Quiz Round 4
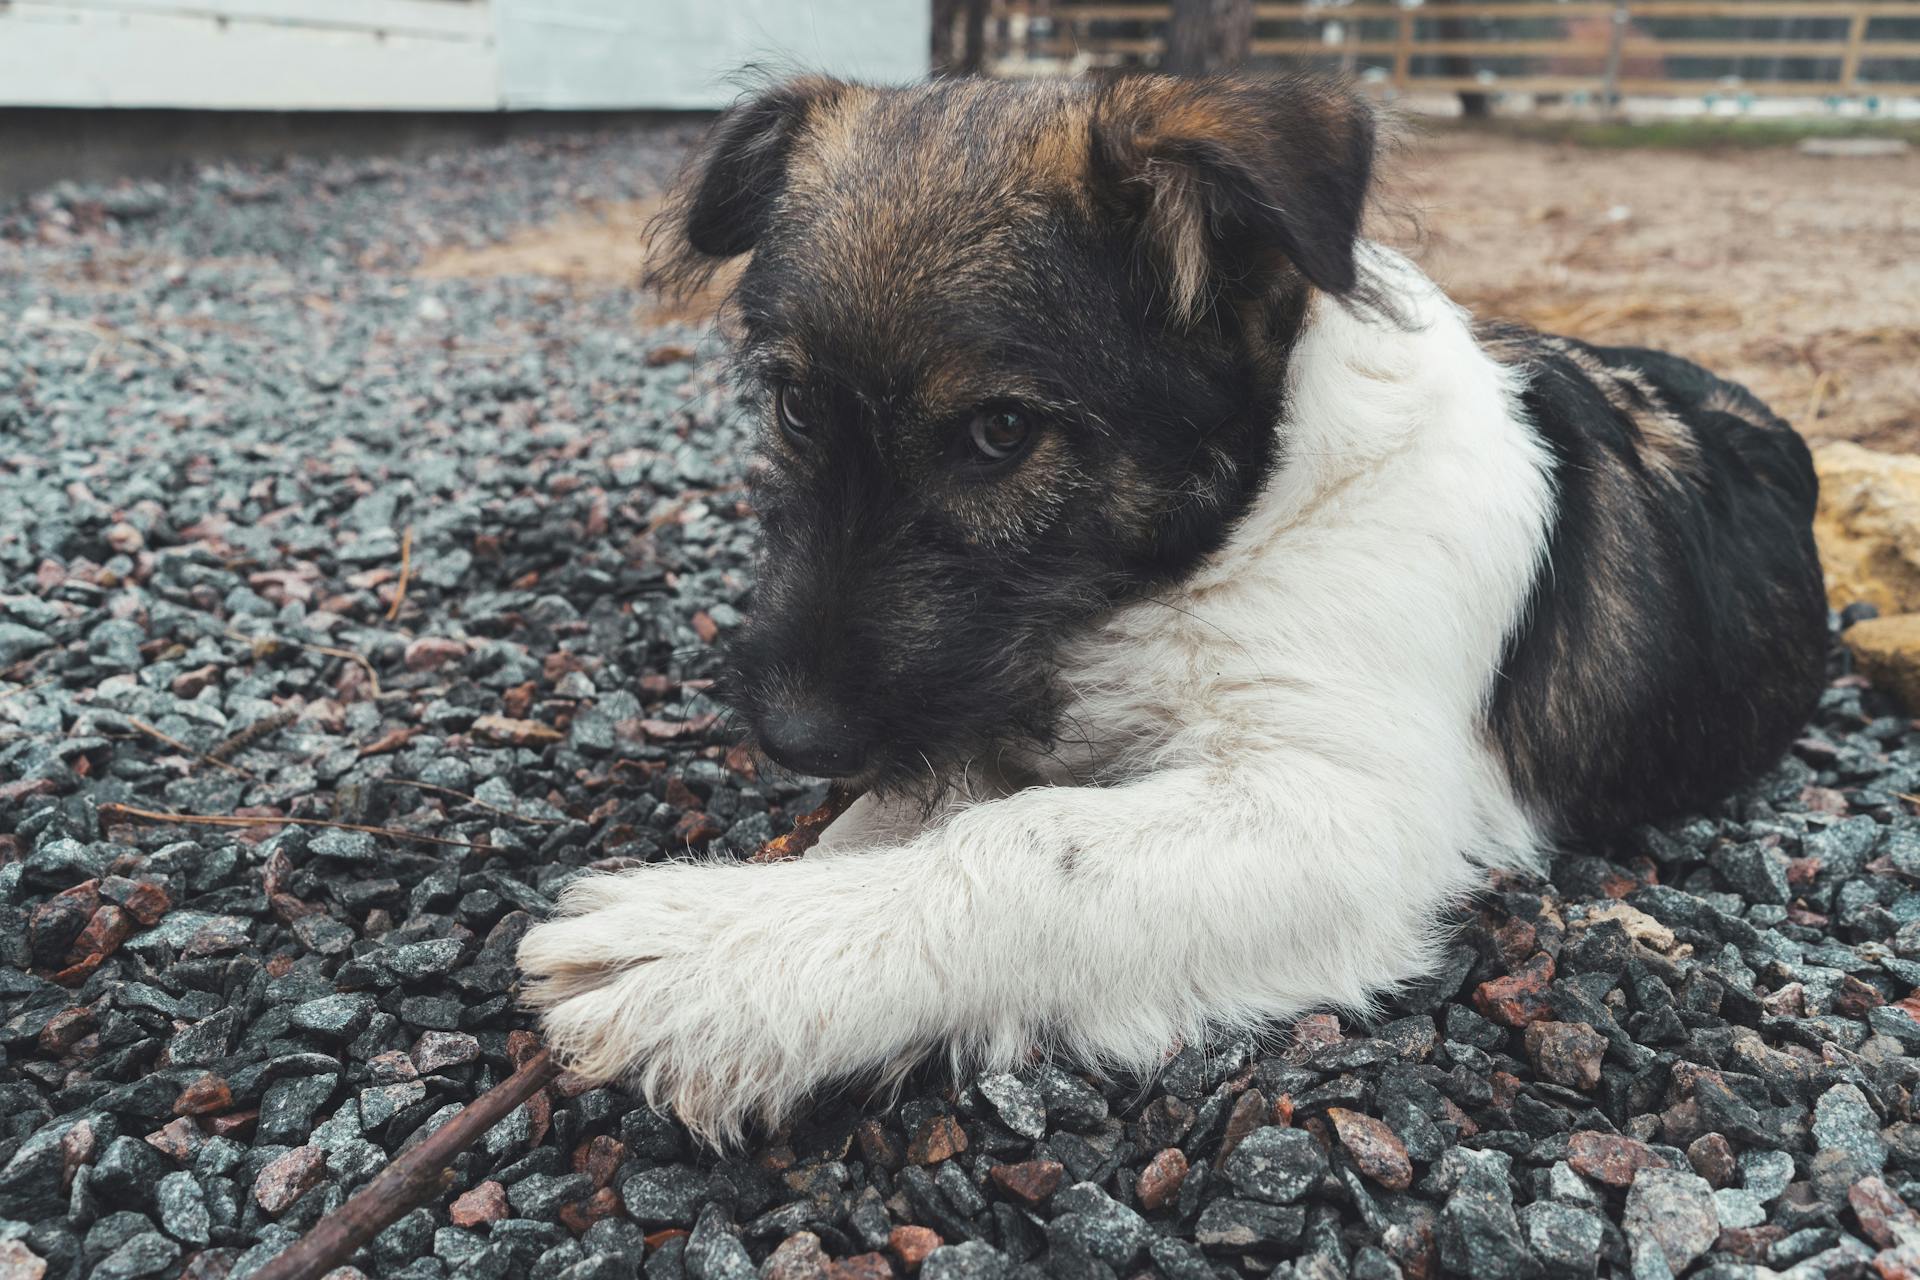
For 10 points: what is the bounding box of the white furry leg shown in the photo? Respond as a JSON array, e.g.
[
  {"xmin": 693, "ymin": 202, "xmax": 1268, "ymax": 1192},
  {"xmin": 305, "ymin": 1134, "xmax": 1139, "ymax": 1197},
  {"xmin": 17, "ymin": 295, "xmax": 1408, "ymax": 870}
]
[{"xmin": 517, "ymin": 754, "xmax": 1509, "ymax": 1141}]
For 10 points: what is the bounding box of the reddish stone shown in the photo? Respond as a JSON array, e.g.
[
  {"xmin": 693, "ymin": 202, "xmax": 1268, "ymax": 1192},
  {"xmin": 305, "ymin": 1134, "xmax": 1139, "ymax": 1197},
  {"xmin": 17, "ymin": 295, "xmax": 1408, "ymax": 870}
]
[
  {"xmin": 572, "ymin": 1136, "xmax": 625, "ymax": 1189},
  {"xmin": 0, "ymin": 1240, "xmax": 48, "ymax": 1280},
  {"xmin": 472, "ymin": 715, "xmax": 563, "ymax": 748},
  {"xmin": 59, "ymin": 1120, "xmax": 95, "ymax": 1191},
  {"xmin": 38, "ymin": 1006, "xmax": 94, "ymax": 1057},
  {"xmin": 145, "ymin": 1117, "xmax": 202, "ymax": 1161},
  {"xmin": 826, "ymin": 1254, "xmax": 892, "ymax": 1280},
  {"xmin": 1715, "ymin": 1225, "xmax": 1787, "ymax": 1260},
  {"xmin": 906, "ymin": 1115, "xmax": 967, "ymax": 1166},
  {"xmin": 855, "ymin": 1119, "xmax": 903, "ymax": 1172},
  {"xmin": 1328, "ymin": 1108, "xmax": 1413, "ymax": 1192},
  {"xmin": 643, "ymin": 1230, "xmax": 690, "ymax": 1252},
  {"xmin": 673, "ymin": 811, "xmax": 725, "ymax": 845},
  {"xmin": 172, "ymin": 664, "xmax": 222, "ymax": 698},
  {"xmin": 762, "ymin": 1233, "xmax": 831, "ymax": 1280},
  {"xmin": 506, "ymin": 1029, "xmax": 544, "ymax": 1067},
  {"xmin": 1272, "ymin": 1095, "xmax": 1295, "ymax": 1128},
  {"xmin": 173, "ymin": 1074, "xmax": 232, "ymax": 1116},
  {"xmin": 1136, "ymin": 1148, "xmax": 1189, "ymax": 1212},
  {"xmin": 1566, "ymin": 1130, "xmax": 1669, "ymax": 1188},
  {"xmin": 1286, "ymin": 1013, "xmax": 1343, "ymax": 1060},
  {"xmin": 889, "ymin": 1227, "xmax": 941, "ymax": 1271},
  {"xmin": 412, "ymin": 1031, "xmax": 481, "ymax": 1073},
  {"xmin": 557, "ymin": 1186, "xmax": 622, "ymax": 1234},
  {"xmin": 989, "ymin": 1159, "xmax": 1063, "ymax": 1207},
  {"xmin": 691, "ymin": 611, "xmax": 720, "ymax": 644},
  {"xmin": 525, "ymin": 1088, "xmax": 553, "ymax": 1148},
  {"xmin": 449, "ymin": 1181, "xmax": 510, "ymax": 1227},
  {"xmin": 403, "ymin": 637, "xmax": 466, "ymax": 672},
  {"xmin": 661, "ymin": 776, "xmax": 698, "ymax": 812},
  {"xmin": 1472, "ymin": 952, "xmax": 1556, "ymax": 1027},
  {"xmin": 1839, "ymin": 975, "xmax": 1887, "ymax": 1018},
  {"xmin": 1523, "ymin": 1021, "xmax": 1607, "ymax": 1090},
  {"xmin": 1493, "ymin": 917, "xmax": 1540, "ymax": 969},
  {"xmin": 1687, "ymin": 1133, "xmax": 1737, "ymax": 1188},
  {"xmin": 65, "ymin": 903, "xmax": 133, "ymax": 968},
  {"xmin": 1217, "ymin": 1089, "xmax": 1269, "ymax": 1163},
  {"xmin": 254, "ymin": 1145, "xmax": 327, "ymax": 1214},
  {"xmin": 113, "ymin": 881, "xmax": 171, "ymax": 926},
  {"xmin": 1852, "ymin": 1176, "xmax": 1920, "ymax": 1249},
  {"xmin": 502, "ymin": 682, "xmax": 537, "ymax": 719},
  {"xmin": 204, "ymin": 1110, "xmax": 258, "ymax": 1139}
]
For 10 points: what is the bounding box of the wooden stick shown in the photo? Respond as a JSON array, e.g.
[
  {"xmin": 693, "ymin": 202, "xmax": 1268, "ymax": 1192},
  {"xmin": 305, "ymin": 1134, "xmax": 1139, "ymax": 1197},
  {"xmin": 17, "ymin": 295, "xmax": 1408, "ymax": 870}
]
[
  {"xmin": 247, "ymin": 788, "xmax": 863, "ymax": 1280},
  {"xmin": 252, "ymin": 1049, "xmax": 560, "ymax": 1280},
  {"xmin": 386, "ymin": 525, "xmax": 414, "ymax": 622},
  {"xmin": 748, "ymin": 784, "xmax": 861, "ymax": 863},
  {"xmin": 124, "ymin": 718, "xmax": 259, "ymax": 780},
  {"xmin": 98, "ymin": 802, "xmax": 491, "ymax": 852}
]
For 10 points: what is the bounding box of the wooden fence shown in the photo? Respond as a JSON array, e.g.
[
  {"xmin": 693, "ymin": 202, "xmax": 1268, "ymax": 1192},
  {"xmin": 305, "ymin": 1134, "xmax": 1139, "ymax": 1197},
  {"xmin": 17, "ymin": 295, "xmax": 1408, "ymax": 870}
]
[{"xmin": 990, "ymin": 1, "xmax": 1920, "ymax": 100}]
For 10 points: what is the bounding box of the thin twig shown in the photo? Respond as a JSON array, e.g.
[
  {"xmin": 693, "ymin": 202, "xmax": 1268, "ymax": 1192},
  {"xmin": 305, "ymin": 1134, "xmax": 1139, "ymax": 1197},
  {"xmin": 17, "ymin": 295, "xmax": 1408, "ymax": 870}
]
[
  {"xmin": 208, "ymin": 708, "xmax": 296, "ymax": 762},
  {"xmin": 230, "ymin": 629, "xmax": 383, "ymax": 700},
  {"xmin": 252, "ymin": 1049, "xmax": 559, "ymax": 1280},
  {"xmin": 99, "ymin": 802, "xmax": 490, "ymax": 851},
  {"xmin": 748, "ymin": 785, "xmax": 860, "ymax": 863},
  {"xmin": 396, "ymin": 779, "xmax": 567, "ymax": 826},
  {"xmin": 385, "ymin": 524, "xmax": 414, "ymax": 622},
  {"xmin": 124, "ymin": 718, "xmax": 258, "ymax": 780},
  {"xmin": 0, "ymin": 676, "xmax": 56, "ymax": 704}
]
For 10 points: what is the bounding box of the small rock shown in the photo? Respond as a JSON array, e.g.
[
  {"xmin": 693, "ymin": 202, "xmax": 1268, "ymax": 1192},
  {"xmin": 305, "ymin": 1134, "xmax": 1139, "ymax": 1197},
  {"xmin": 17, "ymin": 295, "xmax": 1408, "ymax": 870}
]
[
  {"xmin": 1472, "ymin": 952, "xmax": 1556, "ymax": 1027},
  {"xmin": 906, "ymin": 1115, "xmax": 966, "ymax": 1165},
  {"xmin": 1623, "ymin": 1167, "xmax": 1720, "ymax": 1275},
  {"xmin": 888, "ymin": 1226, "xmax": 941, "ymax": 1271},
  {"xmin": 919, "ymin": 1242, "xmax": 1007, "ymax": 1280},
  {"xmin": 1523, "ymin": 1021, "xmax": 1607, "ymax": 1090},
  {"xmin": 1326, "ymin": 1108, "xmax": 1412, "ymax": 1191},
  {"xmin": 1814, "ymin": 1083, "xmax": 1887, "ymax": 1170},
  {"xmin": 1193, "ymin": 1198, "xmax": 1306, "ymax": 1253},
  {"xmin": 988, "ymin": 1159, "xmax": 1062, "ymax": 1207},
  {"xmin": 450, "ymin": 1181, "xmax": 509, "ymax": 1228},
  {"xmin": 1567, "ymin": 1130, "xmax": 1669, "ymax": 1188},
  {"xmin": 1222, "ymin": 1126, "xmax": 1327, "ymax": 1204},
  {"xmin": 761, "ymin": 1233, "xmax": 830, "ymax": 1280},
  {"xmin": 254, "ymin": 1146, "xmax": 327, "ymax": 1215},
  {"xmin": 1518, "ymin": 1201, "xmax": 1602, "ymax": 1278},
  {"xmin": 1135, "ymin": 1148, "xmax": 1188, "ymax": 1212},
  {"xmin": 1686, "ymin": 1133, "xmax": 1736, "ymax": 1188}
]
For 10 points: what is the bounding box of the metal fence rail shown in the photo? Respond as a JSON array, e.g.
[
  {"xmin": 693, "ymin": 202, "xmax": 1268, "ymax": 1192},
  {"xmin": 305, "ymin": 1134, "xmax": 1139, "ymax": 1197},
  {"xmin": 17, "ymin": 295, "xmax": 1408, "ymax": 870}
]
[{"xmin": 993, "ymin": 0, "xmax": 1920, "ymax": 100}]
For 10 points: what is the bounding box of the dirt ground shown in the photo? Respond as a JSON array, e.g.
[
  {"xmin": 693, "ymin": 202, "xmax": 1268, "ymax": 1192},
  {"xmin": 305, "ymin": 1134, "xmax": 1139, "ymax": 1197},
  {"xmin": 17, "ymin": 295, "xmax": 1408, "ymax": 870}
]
[
  {"xmin": 422, "ymin": 125, "xmax": 1920, "ymax": 450},
  {"xmin": 1384, "ymin": 126, "xmax": 1920, "ymax": 451}
]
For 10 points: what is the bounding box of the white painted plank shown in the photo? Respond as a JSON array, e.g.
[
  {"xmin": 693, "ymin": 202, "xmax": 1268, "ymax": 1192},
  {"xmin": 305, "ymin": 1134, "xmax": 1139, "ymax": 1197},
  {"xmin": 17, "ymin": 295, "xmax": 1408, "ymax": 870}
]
[
  {"xmin": 13, "ymin": 0, "xmax": 492, "ymax": 41},
  {"xmin": 493, "ymin": 0, "xmax": 930, "ymax": 110},
  {"xmin": 0, "ymin": 7, "xmax": 499, "ymax": 108}
]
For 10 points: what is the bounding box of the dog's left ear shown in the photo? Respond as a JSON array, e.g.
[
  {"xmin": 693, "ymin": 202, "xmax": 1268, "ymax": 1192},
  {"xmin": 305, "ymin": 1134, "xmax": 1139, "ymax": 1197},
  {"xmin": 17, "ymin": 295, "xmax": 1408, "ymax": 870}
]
[
  {"xmin": 1090, "ymin": 74, "xmax": 1376, "ymax": 324},
  {"xmin": 645, "ymin": 75, "xmax": 856, "ymax": 296}
]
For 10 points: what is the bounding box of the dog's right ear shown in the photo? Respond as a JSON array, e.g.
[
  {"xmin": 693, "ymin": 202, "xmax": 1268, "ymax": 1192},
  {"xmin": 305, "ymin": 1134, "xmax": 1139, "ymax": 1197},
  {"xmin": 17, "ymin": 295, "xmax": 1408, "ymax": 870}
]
[{"xmin": 645, "ymin": 75, "xmax": 853, "ymax": 296}]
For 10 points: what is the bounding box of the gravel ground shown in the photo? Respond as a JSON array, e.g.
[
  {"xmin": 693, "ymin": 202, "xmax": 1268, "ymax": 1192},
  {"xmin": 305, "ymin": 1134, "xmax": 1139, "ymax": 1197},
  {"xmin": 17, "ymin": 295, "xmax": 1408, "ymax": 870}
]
[{"xmin": 7, "ymin": 125, "xmax": 1920, "ymax": 1280}]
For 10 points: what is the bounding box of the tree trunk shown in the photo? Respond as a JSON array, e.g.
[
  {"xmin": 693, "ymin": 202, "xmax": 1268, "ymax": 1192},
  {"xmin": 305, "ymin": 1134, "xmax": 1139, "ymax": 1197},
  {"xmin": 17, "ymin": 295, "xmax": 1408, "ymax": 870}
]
[{"xmin": 1166, "ymin": 0, "xmax": 1255, "ymax": 75}]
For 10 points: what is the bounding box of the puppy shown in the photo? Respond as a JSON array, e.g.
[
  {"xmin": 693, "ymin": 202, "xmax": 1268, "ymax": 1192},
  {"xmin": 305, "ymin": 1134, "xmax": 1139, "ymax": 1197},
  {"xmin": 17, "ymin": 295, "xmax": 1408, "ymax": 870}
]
[{"xmin": 518, "ymin": 73, "xmax": 1827, "ymax": 1140}]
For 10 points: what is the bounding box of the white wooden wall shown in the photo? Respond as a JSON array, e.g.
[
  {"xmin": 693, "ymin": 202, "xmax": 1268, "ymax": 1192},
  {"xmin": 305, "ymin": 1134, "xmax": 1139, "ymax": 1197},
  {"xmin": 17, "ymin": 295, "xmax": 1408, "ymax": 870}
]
[{"xmin": 0, "ymin": 0, "xmax": 929, "ymax": 110}]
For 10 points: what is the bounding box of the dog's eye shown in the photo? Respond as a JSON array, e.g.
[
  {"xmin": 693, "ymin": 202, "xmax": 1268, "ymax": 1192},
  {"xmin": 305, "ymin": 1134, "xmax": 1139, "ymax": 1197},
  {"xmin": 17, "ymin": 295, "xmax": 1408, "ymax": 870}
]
[
  {"xmin": 968, "ymin": 408, "xmax": 1033, "ymax": 463},
  {"xmin": 774, "ymin": 383, "xmax": 812, "ymax": 439}
]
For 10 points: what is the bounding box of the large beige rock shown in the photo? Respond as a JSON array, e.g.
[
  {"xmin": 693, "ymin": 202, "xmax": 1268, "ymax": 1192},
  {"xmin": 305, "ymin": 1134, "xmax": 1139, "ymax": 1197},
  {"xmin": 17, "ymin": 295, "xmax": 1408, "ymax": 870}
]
[
  {"xmin": 1843, "ymin": 614, "xmax": 1920, "ymax": 712},
  {"xmin": 1814, "ymin": 442, "xmax": 1920, "ymax": 615}
]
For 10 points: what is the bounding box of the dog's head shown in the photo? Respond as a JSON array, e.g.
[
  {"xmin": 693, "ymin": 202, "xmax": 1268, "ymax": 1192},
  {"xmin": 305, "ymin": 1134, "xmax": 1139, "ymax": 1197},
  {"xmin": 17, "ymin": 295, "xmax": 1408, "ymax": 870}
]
[{"xmin": 651, "ymin": 74, "xmax": 1378, "ymax": 790}]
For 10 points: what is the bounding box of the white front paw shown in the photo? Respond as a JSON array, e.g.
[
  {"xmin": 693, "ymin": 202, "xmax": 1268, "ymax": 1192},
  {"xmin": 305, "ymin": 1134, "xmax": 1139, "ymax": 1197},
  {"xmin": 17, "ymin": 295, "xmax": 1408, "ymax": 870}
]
[{"xmin": 516, "ymin": 862, "xmax": 867, "ymax": 1143}]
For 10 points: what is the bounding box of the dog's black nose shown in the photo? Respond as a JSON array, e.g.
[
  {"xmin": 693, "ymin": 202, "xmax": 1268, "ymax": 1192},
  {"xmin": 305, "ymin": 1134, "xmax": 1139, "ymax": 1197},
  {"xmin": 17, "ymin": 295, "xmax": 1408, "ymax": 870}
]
[{"xmin": 757, "ymin": 706, "xmax": 866, "ymax": 778}]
